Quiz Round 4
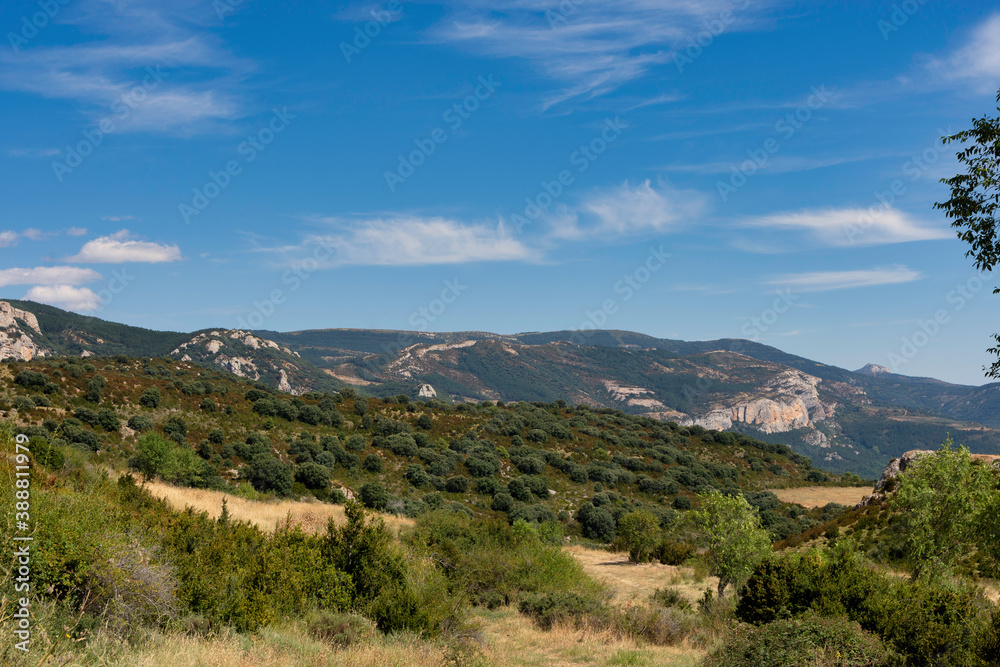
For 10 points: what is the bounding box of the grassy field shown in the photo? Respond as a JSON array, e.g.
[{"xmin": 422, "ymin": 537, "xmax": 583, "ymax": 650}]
[
  {"xmin": 566, "ymin": 545, "xmax": 715, "ymax": 608},
  {"xmin": 770, "ymin": 485, "xmax": 871, "ymax": 508},
  {"xmin": 89, "ymin": 607, "xmax": 704, "ymax": 667},
  {"xmin": 140, "ymin": 478, "xmax": 414, "ymax": 534}
]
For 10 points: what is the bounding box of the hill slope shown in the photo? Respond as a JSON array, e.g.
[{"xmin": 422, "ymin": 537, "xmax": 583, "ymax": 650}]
[{"xmin": 4, "ymin": 298, "xmax": 1000, "ymax": 477}]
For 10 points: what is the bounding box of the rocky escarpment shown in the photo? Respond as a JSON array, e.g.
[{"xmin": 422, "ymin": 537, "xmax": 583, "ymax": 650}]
[
  {"xmin": 681, "ymin": 370, "xmax": 833, "ymax": 434},
  {"xmin": 858, "ymin": 449, "xmax": 1000, "ymax": 507},
  {"xmin": 170, "ymin": 330, "xmax": 308, "ymax": 394},
  {"xmin": 0, "ymin": 301, "xmax": 48, "ymax": 361}
]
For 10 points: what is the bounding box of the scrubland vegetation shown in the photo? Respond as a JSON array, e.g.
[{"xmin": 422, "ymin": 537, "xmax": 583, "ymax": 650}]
[{"xmin": 1, "ymin": 355, "xmax": 999, "ymax": 665}]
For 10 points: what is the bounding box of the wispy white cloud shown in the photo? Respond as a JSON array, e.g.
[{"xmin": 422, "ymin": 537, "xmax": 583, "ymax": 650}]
[
  {"xmin": 290, "ymin": 216, "xmax": 539, "ymax": 266},
  {"xmin": 925, "ymin": 13, "xmax": 1000, "ymax": 93},
  {"xmin": 766, "ymin": 266, "xmax": 921, "ymax": 292},
  {"xmin": 67, "ymin": 230, "xmax": 182, "ymax": 263},
  {"xmin": 743, "ymin": 206, "xmax": 951, "ymax": 247},
  {"xmin": 0, "ymin": 0, "xmax": 251, "ymax": 133},
  {"xmin": 7, "ymin": 148, "xmax": 60, "ymax": 158},
  {"xmin": 0, "ymin": 228, "xmax": 52, "ymax": 247},
  {"xmin": 23, "ymin": 285, "xmax": 101, "ymax": 311},
  {"xmin": 547, "ymin": 180, "xmax": 706, "ymax": 241},
  {"xmin": 428, "ymin": 0, "xmax": 772, "ymax": 109},
  {"xmin": 0, "ymin": 266, "xmax": 102, "ymax": 287}
]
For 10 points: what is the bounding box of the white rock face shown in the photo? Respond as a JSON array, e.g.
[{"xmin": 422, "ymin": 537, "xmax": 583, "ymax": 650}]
[
  {"xmin": 215, "ymin": 355, "xmax": 260, "ymax": 380},
  {"xmin": 684, "ymin": 370, "xmax": 831, "ymax": 433},
  {"xmin": 0, "ymin": 302, "xmax": 41, "ymax": 333},
  {"xmin": 418, "ymin": 384, "xmax": 437, "ymax": 398},
  {"xmin": 277, "ymin": 369, "xmax": 293, "ymax": 393},
  {"xmin": 0, "ymin": 301, "xmax": 47, "ymax": 361}
]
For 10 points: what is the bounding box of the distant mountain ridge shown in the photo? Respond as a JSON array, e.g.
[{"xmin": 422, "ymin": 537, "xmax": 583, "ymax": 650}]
[{"xmin": 3, "ymin": 298, "xmax": 1000, "ymax": 477}]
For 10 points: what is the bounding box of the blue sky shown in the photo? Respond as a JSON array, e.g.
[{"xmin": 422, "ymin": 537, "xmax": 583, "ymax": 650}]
[{"xmin": 1, "ymin": 0, "xmax": 999, "ymax": 386}]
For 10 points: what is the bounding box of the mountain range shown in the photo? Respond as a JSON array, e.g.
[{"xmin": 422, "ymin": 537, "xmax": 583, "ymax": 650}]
[{"xmin": 3, "ymin": 297, "xmax": 1000, "ymax": 478}]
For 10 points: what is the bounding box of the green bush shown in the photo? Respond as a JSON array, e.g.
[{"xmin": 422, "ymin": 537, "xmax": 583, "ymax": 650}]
[
  {"xmin": 363, "ymin": 454, "xmax": 384, "ymax": 473},
  {"xmin": 654, "ymin": 538, "xmax": 694, "ymax": 565},
  {"xmin": 704, "ymin": 612, "xmax": 897, "ymax": 667},
  {"xmin": 360, "ymin": 482, "xmax": 389, "ymax": 511},
  {"xmin": 737, "ymin": 546, "xmax": 994, "ymax": 666},
  {"xmin": 127, "ymin": 415, "xmax": 153, "ymax": 432},
  {"xmin": 295, "ymin": 462, "xmax": 332, "ymax": 490},
  {"xmin": 139, "ymin": 387, "xmax": 161, "ymax": 408},
  {"xmin": 345, "ymin": 434, "xmax": 367, "ymax": 451},
  {"xmin": 244, "ymin": 454, "xmax": 293, "ymax": 496}
]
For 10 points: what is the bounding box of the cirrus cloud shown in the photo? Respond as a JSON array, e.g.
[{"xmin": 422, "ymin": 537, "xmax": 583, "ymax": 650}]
[{"xmin": 766, "ymin": 266, "xmax": 921, "ymax": 292}]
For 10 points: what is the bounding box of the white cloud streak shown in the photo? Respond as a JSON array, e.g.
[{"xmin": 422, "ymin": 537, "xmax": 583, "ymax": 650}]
[
  {"xmin": 743, "ymin": 206, "xmax": 951, "ymax": 247},
  {"xmin": 428, "ymin": 0, "xmax": 771, "ymax": 109},
  {"xmin": 299, "ymin": 216, "xmax": 539, "ymax": 266},
  {"xmin": 0, "ymin": 266, "xmax": 102, "ymax": 287},
  {"xmin": 767, "ymin": 266, "xmax": 921, "ymax": 292}
]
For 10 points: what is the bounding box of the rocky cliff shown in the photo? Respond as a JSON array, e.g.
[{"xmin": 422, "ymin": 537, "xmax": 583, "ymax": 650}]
[
  {"xmin": 858, "ymin": 449, "xmax": 1000, "ymax": 507},
  {"xmin": 0, "ymin": 301, "xmax": 48, "ymax": 361}
]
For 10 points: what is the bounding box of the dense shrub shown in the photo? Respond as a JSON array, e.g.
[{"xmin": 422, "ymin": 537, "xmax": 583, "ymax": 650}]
[
  {"xmin": 127, "ymin": 415, "xmax": 152, "ymax": 432},
  {"xmin": 704, "ymin": 612, "xmax": 896, "ymax": 667},
  {"xmin": 244, "ymin": 454, "xmax": 293, "ymax": 496},
  {"xmin": 363, "ymin": 454, "xmax": 384, "ymax": 473},
  {"xmin": 360, "ymin": 482, "xmax": 389, "ymax": 511},
  {"xmin": 296, "ymin": 462, "xmax": 332, "ymax": 490},
  {"xmin": 576, "ymin": 503, "xmax": 615, "ymax": 542},
  {"xmin": 139, "ymin": 387, "xmax": 161, "ymax": 408},
  {"xmin": 737, "ymin": 546, "xmax": 995, "ymax": 666},
  {"xmin": 491, "ymin": 493, "xmax": 515, "ymax": 513},
  {"xmin": 518, "ymin": 592, "xmax": 606, "ymax": 630}
]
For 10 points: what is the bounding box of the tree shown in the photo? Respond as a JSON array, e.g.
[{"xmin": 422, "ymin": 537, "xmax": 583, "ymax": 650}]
[
  {"xmin": 935, "ymin": 88, "xmax": 1000, "ymax": 376},
  {"xmin": 139, "ymin": 387, "xmax": 161, "ymax": 408},
  {"xmin": 690, "ymin": 489, "xmax": 772, "ymax": 597},
  {"xmin": 613, "ymin": 510, "xmax": 660, "ymax": 563},
  {"xmin": 887, "ymin": 439, "xmax": 994, "ymax": 582},
  {"xmin": 359, "ymin": 482, "xmax": 389, "ymax": 511},
  {"xmin": 245, "ymin": 454, "xmax": 293, "ymax": 497}
]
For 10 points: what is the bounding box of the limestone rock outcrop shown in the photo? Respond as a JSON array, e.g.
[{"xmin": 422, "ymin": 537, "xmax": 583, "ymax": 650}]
[{"xmin": 0, "ymin": 301, "xmax": 47, "ymax": 361}]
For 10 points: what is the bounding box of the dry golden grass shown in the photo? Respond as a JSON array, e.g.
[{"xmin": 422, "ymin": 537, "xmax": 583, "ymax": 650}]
[
  {"xmin": 477, "ymin": 606, "xmax": 704, "ymax": 667},
  {"xmin": 565, "ymin": 546, "xmax": 715, "ymax": 607},
  {"xmin": 102, "ymin": 624, "xmax": 445, "ymax": 667},
  {"xmin": 87, "ymin": 608, "xmax": 703, "ymax": 667},
  {"xmin": 771, "ymin": 485, "xmax": 871, "ymax": 508},
  {"xmin": 139, "ymin": 478, "xmax": 413, "ymax": 535}
]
